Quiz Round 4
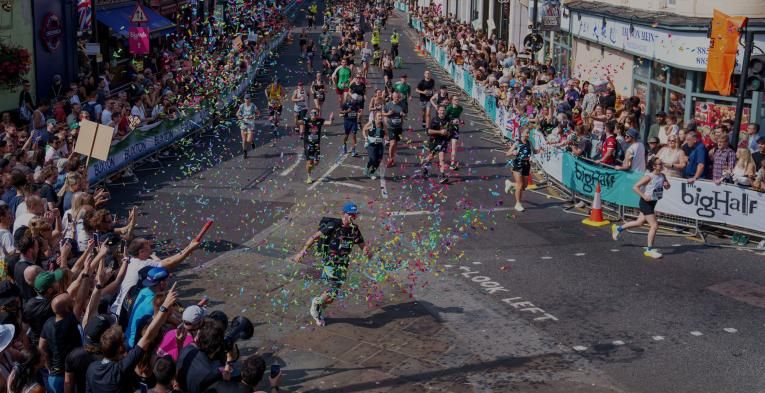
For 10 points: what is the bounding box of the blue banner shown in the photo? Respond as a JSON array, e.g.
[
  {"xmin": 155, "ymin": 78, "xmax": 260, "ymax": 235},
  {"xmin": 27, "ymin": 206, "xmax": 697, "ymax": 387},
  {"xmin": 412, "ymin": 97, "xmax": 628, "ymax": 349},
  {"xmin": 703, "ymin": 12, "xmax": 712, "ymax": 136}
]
[
  {"xmin": 561, "ymin": 154, "xmax": 643, "ymax": 207},
  {"xmin": 463, "ymin": 73, "xmax": 474, "ymax": 96},
  {"xmin": 485, "ymin": 95, "xmax": 497, "ymax": 123}
]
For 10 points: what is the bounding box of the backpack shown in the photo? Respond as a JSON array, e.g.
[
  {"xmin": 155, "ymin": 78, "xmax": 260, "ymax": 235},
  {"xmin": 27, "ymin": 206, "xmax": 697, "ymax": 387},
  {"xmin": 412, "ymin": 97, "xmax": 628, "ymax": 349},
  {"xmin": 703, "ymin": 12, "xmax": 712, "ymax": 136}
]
[
  {"xmin": 118, "ymin": 265, "xmax": 153, "ymax": 329},
  {"xmin": 317, "ymin": 217, "xmax": 342, "ymax": 255},
  {"xmin": 614, "ymin": 138, "xmax": 626, "ymax": 164}
]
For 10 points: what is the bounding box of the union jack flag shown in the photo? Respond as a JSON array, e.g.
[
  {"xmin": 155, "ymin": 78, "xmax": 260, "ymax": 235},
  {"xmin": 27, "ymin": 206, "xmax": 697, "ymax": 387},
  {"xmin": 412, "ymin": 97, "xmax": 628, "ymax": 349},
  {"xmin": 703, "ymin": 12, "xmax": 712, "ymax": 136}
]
[{"xmin": 77, "ymin": 0, "xmax": 92, "ymax": 32}]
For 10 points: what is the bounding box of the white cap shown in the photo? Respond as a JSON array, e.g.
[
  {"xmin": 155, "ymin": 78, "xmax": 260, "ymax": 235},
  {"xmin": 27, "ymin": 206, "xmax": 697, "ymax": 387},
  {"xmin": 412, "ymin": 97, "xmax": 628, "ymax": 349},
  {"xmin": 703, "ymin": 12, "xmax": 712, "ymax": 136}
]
[{"xmin": 182, "ymin": 305, "xmax": 206, "ymax": 325}]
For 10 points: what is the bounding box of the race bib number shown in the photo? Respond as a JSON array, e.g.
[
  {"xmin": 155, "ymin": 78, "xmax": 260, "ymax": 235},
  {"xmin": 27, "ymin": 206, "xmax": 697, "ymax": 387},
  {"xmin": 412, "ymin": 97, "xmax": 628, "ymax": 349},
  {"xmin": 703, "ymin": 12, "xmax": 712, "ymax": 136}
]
[
  {"xmin": 316, "ymin": 92, "xmax": 325, "ymax": 99},
  {"xmin": 347, "ymin": 111, "xmax": 357, "ymax": 118},
  {"xmin": 308, "ymin": 134, "xmax": 319, "ymax": 142},
  {"xmin": 390, "ymin": 118, "xmax": 401, "ymax": 125},
  {"xmin": 425, "ymin": 90, "xmax": 433, "ymax": 96},
  {"xmin": 368, "ymin": 137, "xmax": 383, "ymax": 144}
]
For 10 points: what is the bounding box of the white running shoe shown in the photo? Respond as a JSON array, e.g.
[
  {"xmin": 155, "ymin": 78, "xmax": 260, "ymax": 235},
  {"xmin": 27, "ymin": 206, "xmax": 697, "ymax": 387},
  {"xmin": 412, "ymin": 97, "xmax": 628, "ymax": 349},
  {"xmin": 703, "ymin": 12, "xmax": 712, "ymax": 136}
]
[
  {"xmin": 514, "ymin": 203, "xmax": 525, "ymax": 212},
  {"xmin": 643, "ymin": 248, "xmax": 663, "ymax": 259},
  {"xmin": 504, "ymin": 179, "xmax": 514, "ymax": 194},
  {"xmin": 310, "ymin": 297, "xmax": 325, "ymax": 326}
]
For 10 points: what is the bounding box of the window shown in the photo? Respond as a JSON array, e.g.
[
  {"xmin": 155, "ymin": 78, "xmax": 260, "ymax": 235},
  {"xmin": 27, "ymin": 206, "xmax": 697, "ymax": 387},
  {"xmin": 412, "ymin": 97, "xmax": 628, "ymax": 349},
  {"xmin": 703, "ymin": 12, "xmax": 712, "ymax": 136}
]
[
  {"xmin": 667, "ymin": 0, "xmax": 676, "ymax": 7},
  {"xmin": 634, "ymin": 57, "xmax": 650, "ymax": 78}
]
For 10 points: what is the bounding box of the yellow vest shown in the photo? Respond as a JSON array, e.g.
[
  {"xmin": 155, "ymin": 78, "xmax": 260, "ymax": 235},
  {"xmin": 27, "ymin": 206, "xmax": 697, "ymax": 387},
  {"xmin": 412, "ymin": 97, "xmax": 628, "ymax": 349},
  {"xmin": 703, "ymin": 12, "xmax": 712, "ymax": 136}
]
[
  {"xmin": 391, "ymin": 33, "xmax": 399, "ymax": 44},
  {"xmin": 371, "ymin": 31, "xmax": 380, "ymax": 45}
]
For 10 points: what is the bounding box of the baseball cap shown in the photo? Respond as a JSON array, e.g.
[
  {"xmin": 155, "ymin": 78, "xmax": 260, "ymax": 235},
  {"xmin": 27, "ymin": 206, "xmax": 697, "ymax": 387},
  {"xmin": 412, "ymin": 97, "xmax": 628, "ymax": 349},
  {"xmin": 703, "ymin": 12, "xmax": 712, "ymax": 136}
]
[
  {"xmin": 342, "ymin": 201, "xmax": 358, "ymax": 215},
  {"xmin": 627, "ymin": 128, "xmax": 640, "ymax": 140},
  {"xmin": 34, "ymin": 269, "xmax": 64, "ymax": 293},
  {"xmin": 69, "ymin": 121, "xmax": 80, "ymax": 130},
  {"xmin": 655, "ymin": 111, "xmax": 667, "ymax": 117},
  {"xmin": 142, "ymin": 267, "xmax": 170, "ymax": 287},
  {"xmin": 182, "ymin": 305, "xmax": 206, "ymax": 325},
  {"xmin": 46, "ymin": 119, "xmax": 57, "ymax": 126},
  {"xmin": 0, "ymin": 324, "xmax": 14, "ymax": 353},
  {"xmin": 244, "ymin": 94, "xmax": 251, "ymax": 99},
  {"xmin": 84, "ymin": 314, "xmax": 114, "ymax": 346}
]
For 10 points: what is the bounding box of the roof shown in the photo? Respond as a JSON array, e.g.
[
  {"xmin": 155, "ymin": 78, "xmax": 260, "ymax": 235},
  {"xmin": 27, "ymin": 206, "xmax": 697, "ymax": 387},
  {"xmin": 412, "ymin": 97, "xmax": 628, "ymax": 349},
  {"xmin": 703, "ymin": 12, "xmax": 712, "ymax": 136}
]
[{"xmin": 564, "ymin": 0, "xmax": 765, "ymax": 31}]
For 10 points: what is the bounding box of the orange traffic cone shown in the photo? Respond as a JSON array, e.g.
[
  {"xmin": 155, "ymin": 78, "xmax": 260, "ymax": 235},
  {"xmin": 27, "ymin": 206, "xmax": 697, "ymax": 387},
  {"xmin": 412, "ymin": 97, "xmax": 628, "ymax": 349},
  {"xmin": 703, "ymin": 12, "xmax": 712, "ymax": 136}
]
[
  {"xmin": 526, "ymin": 171, "xmax": 537, "ymax": 190},
  {"xmin": 582, "ymin": 183, "xmax": 610, "ymax": 227}
]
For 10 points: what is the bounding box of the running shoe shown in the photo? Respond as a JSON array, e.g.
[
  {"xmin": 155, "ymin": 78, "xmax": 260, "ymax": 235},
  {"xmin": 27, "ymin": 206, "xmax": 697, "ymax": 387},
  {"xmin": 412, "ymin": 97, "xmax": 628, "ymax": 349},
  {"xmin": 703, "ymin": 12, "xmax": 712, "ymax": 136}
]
[
  {"xmin": 351, "ymin": 150, "xmax": 360, "ymax": 157},
  {"xmin": 450, "ymin": 162, "xmax": 460, "ymax": 171},
  {"xmin": 514, "ymin": 203, "xmax": 525, "ymax": 212},
  {"xmin": 306, "ymin": 175, "xmax": 313, "ymax": 184},
  {"xmin": 611, "ymin": 224, "xmax": 621, "ymax": 241},
  {"xmin": 643, "ymin": 248, "xmax": 663, "ymax": 259},
  {"xmin": 504, "ymin": 179, "xmax": 514, "ymax": 194},
  {"xmin": 342, "ymin": 144, "xmax": 348, "ymax": 154},
  {"xmin": 386, "ymin": 159, "xmax": 395, "ymax": 168},
  {"xmin": 421, "ymin": 166, "xmax": 429, "ymax": 178},
  {"xmin": 363, "ymin": 167, "xmax": 369, "ymax": 177},
  {"xmin": 251, "ymin": 141, "xmax": 255, "ymax": 149},
  {"xmin": 439, "ymin": 174, "xmax": 448, "ymax": 184},
  {"xmin": 243, "ymin": 149, "xmax": 247, "ymax": 159},
  {"xmin": 309, "ymin": 297, "xmax": 325, "ymax": 326}
]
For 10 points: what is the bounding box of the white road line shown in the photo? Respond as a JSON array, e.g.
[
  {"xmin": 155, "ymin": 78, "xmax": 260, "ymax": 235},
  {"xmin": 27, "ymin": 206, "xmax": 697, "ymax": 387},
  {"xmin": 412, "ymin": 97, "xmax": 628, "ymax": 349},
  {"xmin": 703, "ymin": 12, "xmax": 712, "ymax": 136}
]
[
  {"xmin": 472, "ymin": 261, "xmax": 482, "ymax": 265},
  {"xmin": 443, "ymin": 264, "xmax": 453, "ymax": 268},
  {"xmin": 610, "ymin": 249, "xmax": 620, "ymax": 252},
  {"xmin": 379, "ymin": 162, "xmax": 388, "ymax": 199},
  {"xmin": 541, "ymin": 256, "xmax": 553, "ymax": 260},
  {"xmin": 279, "ymin": 154, "xmax": 303, "ymax": 176},
  {"xmin": 572, "ymin": 346, "xmax": 588, "ymax": 352},
  {"xmin": 506, "ymin": 258, "xmax": 516, "ymax": 262},
  {"xmin": 389, "ymin": 210, "xmax": 434, "ymax": 216},
  {"xmin": 327, "ymin": 181, "xmax": 368, "ymax": 190},
  {"xmin": 652, "ymin": 336, "xmax": 665, "ymax": 341},
  {"xmin": 612, "ymin": 340, "xmax": 625, "ymax": 346},
  {"xmin": 341, "ymin": 163, "xmax": 366, "ymax": 171},
  {"xmin": 307, "ymin": 154, "xmax": 347, "ymax": 191},
  {"xmin": 690, "ymin": 331, "xmax": 703, "ymax": 336},
  {"xmin": 672, "ymin": 244, "xmax": 682, "ymax": 247},
  {"xmin": 723, "ymin": 328, "xmax": 738, "ymax": 333},
  {"xmin": 574, "ymin": 253, "xmax": 586, "ymax": 256}
]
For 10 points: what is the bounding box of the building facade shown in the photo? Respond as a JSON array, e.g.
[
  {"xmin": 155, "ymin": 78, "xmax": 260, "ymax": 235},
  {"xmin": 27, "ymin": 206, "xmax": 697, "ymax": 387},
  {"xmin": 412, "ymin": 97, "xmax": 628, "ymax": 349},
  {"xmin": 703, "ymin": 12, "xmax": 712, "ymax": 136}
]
[{"xmin": 0, "ymin": 0, "xmax": 35, "ymax": 112}]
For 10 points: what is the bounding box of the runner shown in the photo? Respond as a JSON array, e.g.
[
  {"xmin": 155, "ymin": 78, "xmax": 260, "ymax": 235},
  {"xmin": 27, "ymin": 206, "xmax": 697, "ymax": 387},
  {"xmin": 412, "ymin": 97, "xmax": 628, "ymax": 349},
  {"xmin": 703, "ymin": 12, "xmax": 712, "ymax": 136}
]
[
  {"xmin": 611, "ymin": 156, "xmax": 670, "ymax": 259},
  {"xmin": 371, "ymin": 27, "xmax": 381, "ymax": 50},
  {"xmin": 367, "ymin": 89, "xmax": 385, "ymax": 124},
  {"xmin": 504, "ymin": 128, "xmax": 539, "ymax": 211},
  {"xmin": 422, "ymin": 106, "xmax": 451, "ymax": 184},
  {"xmin": 348, "ymin": 72, "xmax": 367, "ymax": 109},
  {"xmin": 340, "ymin": 94, "xmax": 363, "ymax": 157},
  {"xmin": 445, "ymin": 95, "xmax": 464, "ymax": 170},
  {"xmin": 265, "ymin": 77, "xmax": 284, "ymax": 146},
  {"xmin": 416, "ymin": 70, "xmax": 436, "ymax": 128},
  {"xmin": 429, "ymin": 85, "xmax": 450, "ymax": 111},
  {"xmin": 299, "ymin": 28, "xmax": 308, "ymax": 57},
  {"xmin": 291, "ymin": 82, "xmax": 310, "ymax": 132},
  {"xmin": 331, "ymin": 58, "xmax": 352, "ymax": 106},
  {"xmin": 382, "ymin": 74, "xmax": 394, "ymax": 102},
  {"xmin": 363, "ymin": 112, "xmax": 387, "ymax": 179},
  {"xmin": 360, "ymin": 42, "xmax": 373, "ymax": 79},
  {"xmin": 293, "ymin": 202, "xmax": 372, "ymax": 326},
  {"xmin": 310, "ymin": 72, "xmax": 327, "ymax": 115},
  {"xmin": 393, "ymin": 74, "xmax": 411, "ymax": 117},
  {"xmin": 236, "ymin": 94, "xmax": 260, "ymax": 159},
  {"xmin": 381, "ymin": 52, "xmax": 394, "ymax": 81},
  {"xmin": 300, "ymin": 108, "xmax": 333, "ymax": 184},
  {"xmin": 382, "ymin": 92, "xmax": 405, "ymax": 167},
  {"xmin": 305, "ymin": 38, "xmax": 316, "ymax": 72}
]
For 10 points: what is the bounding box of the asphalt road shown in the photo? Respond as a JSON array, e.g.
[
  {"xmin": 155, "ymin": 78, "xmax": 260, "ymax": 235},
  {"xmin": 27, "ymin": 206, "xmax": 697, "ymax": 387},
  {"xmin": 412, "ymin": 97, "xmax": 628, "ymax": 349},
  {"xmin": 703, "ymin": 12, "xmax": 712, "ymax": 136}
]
[{"xmin": 104, "ymin": 3, "xmax": 765, "ymax": 392}]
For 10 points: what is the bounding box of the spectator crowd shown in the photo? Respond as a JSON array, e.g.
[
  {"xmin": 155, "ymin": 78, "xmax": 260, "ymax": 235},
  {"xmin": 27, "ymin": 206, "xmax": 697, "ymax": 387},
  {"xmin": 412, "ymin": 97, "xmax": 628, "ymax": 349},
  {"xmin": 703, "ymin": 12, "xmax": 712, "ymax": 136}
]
[
  {"xmin": 410, "ymin": 4, "xmax": 765, "ymax": 190},
  {"xmin": 0, "ymin": 1, "xmax": 295, "ymax": 393}
]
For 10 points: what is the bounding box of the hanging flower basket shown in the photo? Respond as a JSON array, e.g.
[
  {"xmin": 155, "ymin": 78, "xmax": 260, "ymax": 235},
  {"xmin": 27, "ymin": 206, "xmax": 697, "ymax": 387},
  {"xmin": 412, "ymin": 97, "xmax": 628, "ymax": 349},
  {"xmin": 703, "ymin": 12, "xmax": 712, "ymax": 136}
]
[{"xmin": 0, "ymin": 42, "xmax": 32, "ymax": 90}]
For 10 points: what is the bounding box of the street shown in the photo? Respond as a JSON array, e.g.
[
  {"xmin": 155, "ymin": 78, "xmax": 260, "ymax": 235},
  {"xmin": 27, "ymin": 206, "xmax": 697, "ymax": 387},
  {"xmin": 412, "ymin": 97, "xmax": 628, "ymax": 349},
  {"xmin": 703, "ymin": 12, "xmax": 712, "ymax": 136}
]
[{"xmin": 104, "ymin": 5, "xmax": 765, "ymax": 393}]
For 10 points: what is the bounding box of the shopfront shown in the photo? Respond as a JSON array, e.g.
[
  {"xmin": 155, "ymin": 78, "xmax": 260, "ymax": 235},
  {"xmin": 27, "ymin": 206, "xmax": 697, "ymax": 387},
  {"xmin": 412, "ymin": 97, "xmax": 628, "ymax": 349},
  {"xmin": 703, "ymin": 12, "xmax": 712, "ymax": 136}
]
[
  {"xmin": 32, "ymin": 0, "xmax": 78, "ymax": 103},
  {"xmin": 561, "ymin": 1, "xmax": 765, "ymax": 139}
]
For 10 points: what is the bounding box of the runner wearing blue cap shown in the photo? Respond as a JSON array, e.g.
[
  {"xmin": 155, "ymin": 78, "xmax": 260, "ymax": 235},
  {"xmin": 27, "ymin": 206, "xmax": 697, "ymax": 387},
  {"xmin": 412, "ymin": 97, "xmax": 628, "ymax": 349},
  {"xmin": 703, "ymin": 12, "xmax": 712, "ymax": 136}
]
[{"xmin": 293, "ymin": 202, "xmax": 372, "ymax": 326}]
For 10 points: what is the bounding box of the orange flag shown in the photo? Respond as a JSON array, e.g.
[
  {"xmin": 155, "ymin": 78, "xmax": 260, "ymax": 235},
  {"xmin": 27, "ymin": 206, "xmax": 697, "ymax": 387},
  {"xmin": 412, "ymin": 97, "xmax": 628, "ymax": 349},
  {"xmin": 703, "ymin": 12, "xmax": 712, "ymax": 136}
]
[{"xmin": 704, "ymin": 10, "xmax": 747, "ymax": 96}]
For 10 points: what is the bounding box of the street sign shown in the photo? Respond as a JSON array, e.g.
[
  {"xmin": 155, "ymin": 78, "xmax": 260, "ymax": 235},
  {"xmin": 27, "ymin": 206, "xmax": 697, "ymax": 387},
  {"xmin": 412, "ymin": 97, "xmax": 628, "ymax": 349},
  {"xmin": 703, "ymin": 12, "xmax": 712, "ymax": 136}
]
[
  {"xmin": 130, "ymin": 2, "xmax": 149, "ymax": 24},
  {"xmin": 523, "ymin": 33, "xmax": 544, "ymax": 52}
]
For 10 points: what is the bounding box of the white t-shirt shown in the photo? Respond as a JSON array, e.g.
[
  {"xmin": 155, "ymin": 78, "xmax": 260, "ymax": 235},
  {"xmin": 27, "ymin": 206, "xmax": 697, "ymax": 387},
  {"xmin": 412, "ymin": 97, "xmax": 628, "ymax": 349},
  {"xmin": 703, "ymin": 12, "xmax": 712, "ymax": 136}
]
[
  {"xmin": 0, "ymin": 228, "xmax": 15, "ymax": 258},
  {"xmin": 110, "ymin": 257, "xmax": 161, "ymax": 315},
  {"xmin": 14, "ymin": 213, "xmax": 38, "ymax": 234},
  {"xmin": 62, "ymin": 209, "xmax": 90, "ymax": 253},
  {"xmin": 101, "ymin": 109, "xmax": 113, "ymax": 126},
  {"xmin": 627, "ymin": 142, "xmax": 646, "ymax": 172}
]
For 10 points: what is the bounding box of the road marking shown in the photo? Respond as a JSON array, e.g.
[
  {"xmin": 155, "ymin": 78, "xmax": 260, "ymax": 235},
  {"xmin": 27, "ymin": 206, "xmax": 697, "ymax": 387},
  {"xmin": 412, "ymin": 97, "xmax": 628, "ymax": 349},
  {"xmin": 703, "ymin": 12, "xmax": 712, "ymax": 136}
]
[
  {"xmin": 573, "ymin": 346, "xmax": 588, "ymax": 352},
  {"xmin": 443, "ymin": 264, "xmax": 453, "ymax": 268},
  {"xmin": 308, "ymin": 154, "xmax": 347, "ymax": 191},
  {"xmin": 341, "ymin": 163, "xmax": 366, "ymax": 171},
  {"xmin": 279, "ymin": 154, "xmax": 303, "ymax": 176},
  {"xmin": 610, "ymin": 249, "xmax": 620, "ymax": 252},
  {"xmin": 326, "ymin": 181, "xmax": 367, "ymax": 190},
  {"xmin": 389, "ymin": 210, "xmax": 434, "ymax": 216},
  {"xmin": 612, "ymin": 340, "xmax": 625, "ymax": 346},
  {"xmin": 506, "ymin": 258, "xmax": 516, "ymax": 262},
  {"xmin": 652, "ymin": 336, "xmax": 665, "ymax": 341},
  {"xmin": 541, "ymin": 256, "xmax": 552, "ymax": 260},
  {"xmin": 472, "ymin": 261, "xmax": 482, "ymax": 265},
  {"xmin": 379, "ymin": 162, "xmax": 388, "ymax": 199},
  {"xmin": 723, "ymin": 328, "xmax": 738, "ymax": 333},
  {"xmin": 672, "ymin": 244, "xmax": 682, "ymax": 247},
  {"xmin": 690, "ymin": 331, "xmax": 703, "ymax": 336},
  {"xmin": 455, "ymin": 267, "xmax": 556, "ymax": 319},
  {"xmin": 574, "ymin": 253, "xmax": 586, "ymax": 256}
]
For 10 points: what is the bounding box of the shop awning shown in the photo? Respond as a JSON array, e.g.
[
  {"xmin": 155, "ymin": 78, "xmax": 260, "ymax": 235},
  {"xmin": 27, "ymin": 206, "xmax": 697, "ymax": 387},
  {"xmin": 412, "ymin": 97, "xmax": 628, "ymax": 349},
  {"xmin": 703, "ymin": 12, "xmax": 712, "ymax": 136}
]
[{"xmin": 96, "ymin": 5, "xmax": 176, "ymax": 39}]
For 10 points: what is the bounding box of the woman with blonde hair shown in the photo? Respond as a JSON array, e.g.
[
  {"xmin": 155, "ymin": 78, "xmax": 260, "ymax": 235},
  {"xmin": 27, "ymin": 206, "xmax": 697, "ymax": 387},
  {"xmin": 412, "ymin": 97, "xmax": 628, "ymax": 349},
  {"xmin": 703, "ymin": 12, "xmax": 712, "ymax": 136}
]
[
  {"xmin": 732, "ymin": 148, "xmax": 756, "ymax": 187},
  {"xmin": 656, "ymin": 134, "xmax": 687, "ymax": 178},
  {"xmin": 57, "ymin": 172, "xmax": 83, "ymax": 212},
  {"xmin": 61, "ymin": 192, "xmax": 94, "ymax": 254}
]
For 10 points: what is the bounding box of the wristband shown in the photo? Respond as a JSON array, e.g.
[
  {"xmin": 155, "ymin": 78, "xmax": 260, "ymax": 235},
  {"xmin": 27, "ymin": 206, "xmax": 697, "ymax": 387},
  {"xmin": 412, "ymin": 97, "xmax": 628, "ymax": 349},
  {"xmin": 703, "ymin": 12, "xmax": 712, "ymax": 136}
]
[
  {"xmin": 159, "ymin": 306, "xmax": 168, "ymax": 313},
  {"xmin": 95, "ymin": 283, "xmax": 104, "ymax": 290}
]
